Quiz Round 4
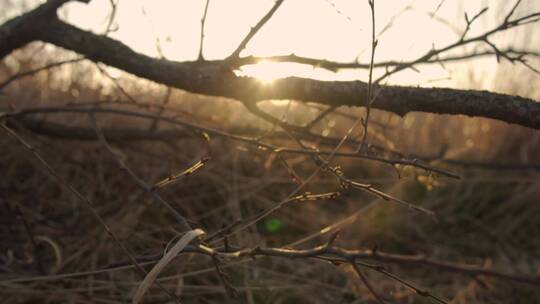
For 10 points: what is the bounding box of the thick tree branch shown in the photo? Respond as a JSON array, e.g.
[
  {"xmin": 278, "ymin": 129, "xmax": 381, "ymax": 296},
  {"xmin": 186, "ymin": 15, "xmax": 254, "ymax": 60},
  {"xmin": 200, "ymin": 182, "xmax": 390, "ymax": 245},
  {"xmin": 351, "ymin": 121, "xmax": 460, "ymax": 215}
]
[
  {"xmin": 0, "ymin": 0, "xmax": 89, "ymax": 58},
  {"xmin": 1, "ymin": 3, "xmax": 539, "ymax": 129}
]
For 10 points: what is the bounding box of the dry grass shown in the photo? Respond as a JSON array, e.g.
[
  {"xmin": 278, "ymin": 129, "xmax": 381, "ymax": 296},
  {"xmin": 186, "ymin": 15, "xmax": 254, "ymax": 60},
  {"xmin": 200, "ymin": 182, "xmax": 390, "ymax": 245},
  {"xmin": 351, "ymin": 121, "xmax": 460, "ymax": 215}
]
[{"xmin": 1, "ymin": 47, "xmax": 540, "ymax": 304}]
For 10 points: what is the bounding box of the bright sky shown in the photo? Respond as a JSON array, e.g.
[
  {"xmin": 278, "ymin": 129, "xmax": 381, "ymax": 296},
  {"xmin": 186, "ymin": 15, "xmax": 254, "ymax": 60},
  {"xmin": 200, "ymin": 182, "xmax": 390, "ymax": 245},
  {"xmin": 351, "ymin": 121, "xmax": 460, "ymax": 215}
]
[{"xmin": 44, "ymin": 0, "xmax": 538, "ymax": 87}]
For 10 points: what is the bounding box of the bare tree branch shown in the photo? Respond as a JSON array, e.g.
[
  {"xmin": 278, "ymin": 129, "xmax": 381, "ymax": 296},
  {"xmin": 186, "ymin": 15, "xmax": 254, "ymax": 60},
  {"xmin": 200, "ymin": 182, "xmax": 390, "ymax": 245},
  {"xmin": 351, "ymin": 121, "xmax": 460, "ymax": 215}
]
[
  {"xmin": 198, "ymin": 0, "xmax": 210, "ymax": 61},
  {"xmin": 232, "ymin": 48, "xmax": 540, "ymax": 71},
  {"xmin": 2, "ymin": 2, "xmax": 539, "ymax": 302},
  {"xmin": 359, "ymin": 0, "xmax": 378, "ymax": 152},
  {"xmin": 226, "ymin": 0, "xmax": 285, "ymax": 61},
  {"xmin": 0, "ymin": 3, "xmax": 538, "ymax": 129},
  {"xmin": 4, "ymin": 243, "xmax": 539, "ymax": 287}
]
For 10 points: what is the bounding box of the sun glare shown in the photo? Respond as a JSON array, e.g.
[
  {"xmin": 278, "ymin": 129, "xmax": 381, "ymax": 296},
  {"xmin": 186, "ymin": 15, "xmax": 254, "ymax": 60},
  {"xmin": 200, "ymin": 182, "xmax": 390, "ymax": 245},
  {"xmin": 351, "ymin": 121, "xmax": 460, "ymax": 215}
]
[
  {"xmin": 250, "ymin": 60, "xmax": 281, "ymax": 84},
  {"xmin": 59, "ymin": 0, "xmax": 537, "ymax": 88},
  {"xmin": 238, "ymin": 60, "xmax": 341, "ymax": 84}
]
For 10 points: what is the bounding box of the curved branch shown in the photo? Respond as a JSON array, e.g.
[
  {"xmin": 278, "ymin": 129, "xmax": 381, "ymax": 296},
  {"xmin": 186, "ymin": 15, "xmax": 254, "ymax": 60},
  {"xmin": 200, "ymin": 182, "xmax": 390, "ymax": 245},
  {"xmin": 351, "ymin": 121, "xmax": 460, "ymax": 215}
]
[{"xmin": 1, "ymin": 3, "xmax": 539, "ymax": 129}]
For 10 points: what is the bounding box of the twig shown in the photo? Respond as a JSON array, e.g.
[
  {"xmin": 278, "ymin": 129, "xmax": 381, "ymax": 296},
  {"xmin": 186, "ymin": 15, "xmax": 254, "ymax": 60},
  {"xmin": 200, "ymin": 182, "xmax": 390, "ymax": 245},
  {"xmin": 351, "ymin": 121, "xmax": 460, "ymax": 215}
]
[
  {"xmin": 4, "ymin": 244, "xmax": 539, "ymax": 287},
  {"xmin": 375, "ymin": 0, "xmax": 540, "ymax": 83},
  {"xmin": 152, "ymin": 157, "xmax": 210, "ymax": 191},
  {"xmin": 103, "ymin": 0, "xmax": 118, "ymax": 35},
  {"xmin": 94, "ymin": 63, "xmax": 139, "ymax": 105},
  {"xmin": 88, "ymin": 113, "xmax": 193, "ymax": 231},
  {"xmin": 198, "ymin": 0, "xmax": 210, "ymax": 61},
  {"xmin": 0, "ymin": 57, "xmax": 84, "ymax": 91},
  {"xmin": 231, "ymin": 47, "xmax": 540, "ymax": 72},
  {"xmin": 371, "ymin": 267, "xmax": 448, "ymax": 304},
  {"xmin": 304, "ymin": 105, "xmax": 337, "ymax": 130},
  {"xmin": 226, "ymin": 0, "xmax": 285, "ymax": 61},
  {"xmin": 5, "ymin": 106, "xmax": 460, "ymax": 179},
  {"xmin": 359, "ymin": 0, "xmax": 378, "ymax": 152},
  {"xmin": 240, "ymin": 102, "xmax": 458, "ymax": 178},
  {"xmin": 211, "ymin": 255, "xmax": 239, "ymax": 298},
  {"xmin": 350, "ymin": 261, "xmax": 386, "ymax": 304}
]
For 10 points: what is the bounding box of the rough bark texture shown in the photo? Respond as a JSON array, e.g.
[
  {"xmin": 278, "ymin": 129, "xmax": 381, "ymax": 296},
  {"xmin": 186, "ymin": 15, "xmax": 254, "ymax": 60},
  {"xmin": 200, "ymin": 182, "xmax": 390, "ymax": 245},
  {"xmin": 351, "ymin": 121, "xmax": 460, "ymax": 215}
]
[{"xmin": 1, "ymin": 1, "xmax": 539, "ymax": 129}]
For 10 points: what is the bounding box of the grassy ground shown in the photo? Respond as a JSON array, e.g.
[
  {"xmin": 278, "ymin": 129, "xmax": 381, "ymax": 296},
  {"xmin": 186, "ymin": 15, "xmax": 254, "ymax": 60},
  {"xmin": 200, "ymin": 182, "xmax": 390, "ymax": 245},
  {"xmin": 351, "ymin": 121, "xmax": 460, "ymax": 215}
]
[{"xmin": 1, "ymin": 48, "xmax": 540, "ymax": 303}]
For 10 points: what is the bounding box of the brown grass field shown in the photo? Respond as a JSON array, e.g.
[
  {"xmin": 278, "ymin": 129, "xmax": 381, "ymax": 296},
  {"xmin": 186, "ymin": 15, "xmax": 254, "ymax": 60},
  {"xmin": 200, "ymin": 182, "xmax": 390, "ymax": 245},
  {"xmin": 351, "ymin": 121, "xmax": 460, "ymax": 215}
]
[{"xmin": 1, "ymin": 44, "xmax": 540, "ymax": 303}]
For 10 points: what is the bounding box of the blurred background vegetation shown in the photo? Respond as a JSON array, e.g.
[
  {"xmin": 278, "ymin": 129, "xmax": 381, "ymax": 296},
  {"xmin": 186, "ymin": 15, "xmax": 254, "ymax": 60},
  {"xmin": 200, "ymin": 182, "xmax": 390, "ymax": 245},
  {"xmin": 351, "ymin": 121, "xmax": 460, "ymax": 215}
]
[{"xmin": 1, "ymin": 0, "xmax": 539, "ymax": 303}]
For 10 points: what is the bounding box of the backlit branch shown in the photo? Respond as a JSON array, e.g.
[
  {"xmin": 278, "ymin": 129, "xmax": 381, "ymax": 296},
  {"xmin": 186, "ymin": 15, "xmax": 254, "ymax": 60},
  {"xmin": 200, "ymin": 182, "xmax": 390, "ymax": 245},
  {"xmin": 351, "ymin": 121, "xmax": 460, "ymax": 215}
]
[
  {"xmin": 0, "ymin": 1, "xmax": 539, "ymax": 128},
  {"xmin": 226, "ymin": 0, "xmax": 285, "ymax": 61},
  {"xmin": 198, "ymin": 0, "xmax": 210, "ymax": 61},
  {"xmin": 232, "ymin": 48, "xmax": 540, "ymax": 72},
  {"xmin": 374, "ymin": 2, "xmax": 540, "ymax": 83}
]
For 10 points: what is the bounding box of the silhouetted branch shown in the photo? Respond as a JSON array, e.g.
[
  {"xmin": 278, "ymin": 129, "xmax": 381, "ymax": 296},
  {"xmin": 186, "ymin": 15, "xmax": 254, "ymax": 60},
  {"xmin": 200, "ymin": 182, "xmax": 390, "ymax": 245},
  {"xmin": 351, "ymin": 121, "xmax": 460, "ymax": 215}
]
[
  {"xmin": 0, "ymin": 2, "xmax": 538, "ymax": 128},
  {"xmin": 226, "ymin": 0, "xmax": 285, "ymax": 61},
  {"xmin": 232, "ymin": 48, "xmax": 540, "ymax": 71},
  {"xmin": 359, "ymin": 0, "xmax": 378, "ymax": 152},
  {"xmin": 198, "ymin": 0, "xmax": 210, "ymax": 61},
  {"xmin": 375, "ymin": 2, "xmax": 540, "ymax": 83}
]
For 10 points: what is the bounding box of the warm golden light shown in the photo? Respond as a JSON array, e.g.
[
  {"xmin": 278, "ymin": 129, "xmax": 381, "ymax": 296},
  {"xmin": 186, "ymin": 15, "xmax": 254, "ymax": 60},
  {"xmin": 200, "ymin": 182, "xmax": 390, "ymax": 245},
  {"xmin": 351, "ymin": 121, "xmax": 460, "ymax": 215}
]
[
  {"xmin": 238, "ymin": 60, "xmax": 336, "ymax": 84},
  {"xmin": 59, "ymin": 0, "xmax": 538, "ymax": 88},
  {"xmin": 250, "ymin": 60, "xmax": 281, "ymax": 84}
]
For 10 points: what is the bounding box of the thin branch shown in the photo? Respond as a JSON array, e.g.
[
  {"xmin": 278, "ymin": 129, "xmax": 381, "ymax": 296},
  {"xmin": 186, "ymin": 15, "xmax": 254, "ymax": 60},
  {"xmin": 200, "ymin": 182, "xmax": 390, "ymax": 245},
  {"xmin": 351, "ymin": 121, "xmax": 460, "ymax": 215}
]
[
  {"xmin": 198, "ymin": 0, "xmax": 210, "ymax": 61},
  {"xmin": 351, "ymin": 262, "xmax": 386, "ymax": 304},
  {"xmin": 152, "ymin": 157, "xmax": 210, "ymax": 191},
  {"xmin": 241, "ymin": 101, "xmax": 458, "ymax": 178},
  {"xmin": 5, "ymin": 244, "xmax": 539, "ymax": 287},
  {"xmin": 226, "ymin": 0, "xmax": 285, "ymax": 61},
  {"xmin": 5, "ymin": 106, "xmax": 461, "ymax": 178},
  {"xmin": 371, "ymin": 266, "xmax": 448, "ymax": 304},
  {"xmin": 94, "ymin": 63, "xmax": 139, "ymax": 104},
  {"xmin": 88, "ymin": 114, "xmax": 193, "ymax": 232},
  {"xmin": 222, "ymin": 246, "xmax": 540, "ymax": 287},
  {"xmin": 15, "ymin": 110, "xmax": 539, "ymax": 173},
  {"xmin": 359, "ymin": 0, "xmax": 378, "ymax": 152},
  {"xmin": 232, "ymin": 47, "xmax": 540, "ymax": 71},
  {"xmin": 211, "ymin": 255, "xmax": 239, "ymax": 298},
  {"xmin": 210, "ymin": 118, "xmax": 365, "ymax": 243},
  {"xmin": 375, "ymin": 2, "xmax": 540, "ymax": 83},
  {"xmin": 304, "ymin": 105, "xmax": 337, "ymax": 130},
  {"xmin": 0, "ymin": 57, "xmax": 84, "ymax": 92},
  {"xmin": 103, "ymin": 0, "xmax": 118, "ymax": 35}
]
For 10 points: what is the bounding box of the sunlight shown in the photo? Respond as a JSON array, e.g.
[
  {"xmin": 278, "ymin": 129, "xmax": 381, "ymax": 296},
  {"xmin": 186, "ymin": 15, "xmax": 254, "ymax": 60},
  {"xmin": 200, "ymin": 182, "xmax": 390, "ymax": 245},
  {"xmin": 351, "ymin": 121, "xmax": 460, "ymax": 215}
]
[
  {"xmin": 238, "ymin": 60, "xmax": 341, "ymax": 84},
  {"xmin": 58, "ymin": 0, "xmax": 538, "ymax": 88},
  {"xmin": 239, "ymin": 59, "xmax": 330, "ymax": 84},
  {"xmin": 60, "ymin": 0, "xmax": 458, "ymax": 86},
  {"xmin": 249, "ymin": 60, "xmax": 281, "ymax": 84}
]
